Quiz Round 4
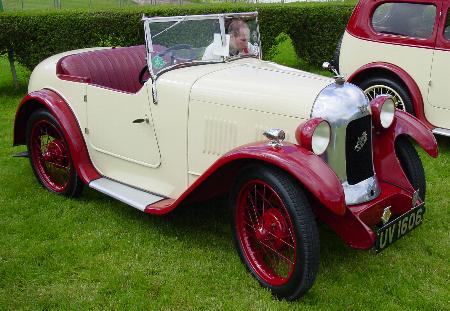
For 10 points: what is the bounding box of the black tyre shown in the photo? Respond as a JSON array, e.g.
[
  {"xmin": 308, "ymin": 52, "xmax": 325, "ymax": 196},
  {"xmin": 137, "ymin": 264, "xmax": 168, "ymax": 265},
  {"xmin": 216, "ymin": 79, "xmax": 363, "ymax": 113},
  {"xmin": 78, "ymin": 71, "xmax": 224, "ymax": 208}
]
[
  {"xmin": 230, "ymin": 165, "xmax": 320, "ymax": 300},
  {"xmin": 395, "ymin": 136, "xmax": 426, "ymax": 200},
  {"xmin": 26, "ymin": 109, "xmax": 84, "ymax": 197},
  {"xmin": 358, "ymin": 76, "xmax": 414, "ymax": 114}
]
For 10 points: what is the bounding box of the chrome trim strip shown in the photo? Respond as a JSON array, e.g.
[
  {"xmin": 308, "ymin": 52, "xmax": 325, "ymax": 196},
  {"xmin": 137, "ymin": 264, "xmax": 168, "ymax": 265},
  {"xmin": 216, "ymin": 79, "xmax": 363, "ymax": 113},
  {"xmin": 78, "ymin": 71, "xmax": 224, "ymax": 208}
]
[
  {"xmin": 142, "ymin": 12, "xmax": 258, "ymax": 23},
  {"xmin": 432, "ymin": 127, "xmax": 450, "ymax": 137},
  {"xmin": 89, "ymin": 178, "xmax": 164, "ymax": 211}
]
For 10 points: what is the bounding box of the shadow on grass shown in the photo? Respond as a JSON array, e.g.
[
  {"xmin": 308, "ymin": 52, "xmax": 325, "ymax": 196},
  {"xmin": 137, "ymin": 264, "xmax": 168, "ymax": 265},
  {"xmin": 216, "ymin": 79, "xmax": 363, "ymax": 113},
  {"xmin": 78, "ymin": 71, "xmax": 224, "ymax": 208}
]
[
  {"xmin": 80, "ymin": 186, "xmax": 360, "ymax": 273},
  {"xmin": 436, "ymin": 135, "xmax": 450, "ymax": 151}
]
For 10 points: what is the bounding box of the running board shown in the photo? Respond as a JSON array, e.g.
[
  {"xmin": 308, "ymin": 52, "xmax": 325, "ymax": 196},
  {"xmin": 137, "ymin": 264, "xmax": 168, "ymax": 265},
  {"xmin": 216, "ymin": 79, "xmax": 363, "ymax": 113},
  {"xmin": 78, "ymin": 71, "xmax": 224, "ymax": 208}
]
[
  {"xmin": 432, "ymin": 127, "xmax": 450, "ymax": 137},
  {"xmin": 89, "ymin": 178, "xmax": 164, "ymax": 212}
]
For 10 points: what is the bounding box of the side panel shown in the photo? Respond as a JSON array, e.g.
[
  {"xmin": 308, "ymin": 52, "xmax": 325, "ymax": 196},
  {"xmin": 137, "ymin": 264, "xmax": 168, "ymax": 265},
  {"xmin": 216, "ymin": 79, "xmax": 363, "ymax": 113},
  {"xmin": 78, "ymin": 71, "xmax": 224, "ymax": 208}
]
[
  {"xmin": 86, "ymin": 85, "xmax": 161, "ymax": 168},
  {"xmin": 187, "ymin": 98, "xmax": 304, "ymax": 181},
  {"xmin": 14, "ymin": 90, "xmax": 101, "ymax": 183},
  {"xmin": 426, "ymin": 2, "xmax": 450, "ymax": 128}
]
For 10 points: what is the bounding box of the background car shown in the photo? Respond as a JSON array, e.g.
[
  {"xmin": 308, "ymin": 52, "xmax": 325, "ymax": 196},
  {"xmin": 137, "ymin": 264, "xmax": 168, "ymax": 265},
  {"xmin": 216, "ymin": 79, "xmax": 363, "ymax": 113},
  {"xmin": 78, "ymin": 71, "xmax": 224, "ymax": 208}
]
[
  {"xmin": 336, "ymin": 0, "xmax": 450, "ymax": 137},
  {"xmin": 13, "ymin": 12, "xmax": 438, "ymax": 300}
]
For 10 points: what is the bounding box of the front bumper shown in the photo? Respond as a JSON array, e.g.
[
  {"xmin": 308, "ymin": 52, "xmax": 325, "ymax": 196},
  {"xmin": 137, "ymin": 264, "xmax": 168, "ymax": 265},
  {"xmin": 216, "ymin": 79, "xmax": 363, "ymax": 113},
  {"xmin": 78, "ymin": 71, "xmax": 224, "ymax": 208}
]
[{"xmin": 314, "ymin": 180, "xmax": 424, "ymax": 250}]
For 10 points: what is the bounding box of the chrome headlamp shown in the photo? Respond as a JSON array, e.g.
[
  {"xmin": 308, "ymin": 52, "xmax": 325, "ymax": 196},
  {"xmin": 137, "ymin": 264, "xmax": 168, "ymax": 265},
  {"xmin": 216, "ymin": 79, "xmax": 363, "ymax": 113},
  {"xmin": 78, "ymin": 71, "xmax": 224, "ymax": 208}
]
[
  {"xmin": 295, "ymin": 118, "xmax": 331, "ymax": 155},
  {"xmin": 370, "ymin": 95, "xmax": 395, "ymax": 129}
]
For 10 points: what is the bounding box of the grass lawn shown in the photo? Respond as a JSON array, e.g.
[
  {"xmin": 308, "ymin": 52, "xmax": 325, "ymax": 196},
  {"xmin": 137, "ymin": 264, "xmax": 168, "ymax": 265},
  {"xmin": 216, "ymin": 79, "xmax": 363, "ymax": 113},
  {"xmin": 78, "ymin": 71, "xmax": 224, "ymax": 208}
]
[{"xmin": 0, "ymin": 46, "xmax": 449, "ymax": 309}]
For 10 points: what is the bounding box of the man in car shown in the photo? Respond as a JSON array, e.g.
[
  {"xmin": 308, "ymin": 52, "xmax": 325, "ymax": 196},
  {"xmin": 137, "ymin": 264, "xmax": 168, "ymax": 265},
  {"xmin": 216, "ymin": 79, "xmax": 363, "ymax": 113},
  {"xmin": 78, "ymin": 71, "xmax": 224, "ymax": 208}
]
[{"xmin": 202, "ymin": 19, "xmax": 257, "ymax": 60}]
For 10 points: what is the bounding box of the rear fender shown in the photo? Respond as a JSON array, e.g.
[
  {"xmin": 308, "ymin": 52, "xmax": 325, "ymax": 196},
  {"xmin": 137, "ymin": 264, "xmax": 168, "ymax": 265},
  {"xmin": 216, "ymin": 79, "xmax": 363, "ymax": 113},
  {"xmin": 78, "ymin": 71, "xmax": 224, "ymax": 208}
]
[
  {"xmin": 14, "ymin": 89, "xmax": 101, "ymax": 183},
  {"xmin": 146, "ymin": 142, "xmax": 346, "ymax": 216}
]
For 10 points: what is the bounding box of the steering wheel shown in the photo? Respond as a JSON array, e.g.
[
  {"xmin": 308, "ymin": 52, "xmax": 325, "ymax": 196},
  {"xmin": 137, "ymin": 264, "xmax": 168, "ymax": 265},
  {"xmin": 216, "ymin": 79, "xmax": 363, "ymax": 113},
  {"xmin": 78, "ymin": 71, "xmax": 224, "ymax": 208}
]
[
  {"xmin": 156, "ymin": 44, "xmax": 195, "ymax": 66},
  {"xmin": 139, "ymin": 44, "xmax": 195, "ymax": 85}
]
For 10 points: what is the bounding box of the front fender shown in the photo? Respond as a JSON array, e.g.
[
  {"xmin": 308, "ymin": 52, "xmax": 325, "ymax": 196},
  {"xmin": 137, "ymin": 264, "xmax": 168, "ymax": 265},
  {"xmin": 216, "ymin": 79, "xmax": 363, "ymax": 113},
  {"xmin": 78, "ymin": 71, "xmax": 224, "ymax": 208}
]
[
  {"xmin": 146, "ymin": 142, "xmax": 346, "ymax": 216},
  {"xmin": 373, "ymin": 110, "xmax": 438, "ymax": 191},
  {"xmin": 394, "ymin": 110, "xmax": 438, "ymax": 158},
  {"xmin": 14, "ymin": 89, "xmax": 101, "ymax": 183}
]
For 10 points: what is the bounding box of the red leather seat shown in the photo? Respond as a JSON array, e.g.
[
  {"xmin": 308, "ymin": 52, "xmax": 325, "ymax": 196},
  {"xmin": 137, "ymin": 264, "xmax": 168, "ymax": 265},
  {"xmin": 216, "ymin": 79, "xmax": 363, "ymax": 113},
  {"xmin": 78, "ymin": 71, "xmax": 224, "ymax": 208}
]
[{"xmin": 56, "ymin": 45, "xmax": 147, "ymax": 94}]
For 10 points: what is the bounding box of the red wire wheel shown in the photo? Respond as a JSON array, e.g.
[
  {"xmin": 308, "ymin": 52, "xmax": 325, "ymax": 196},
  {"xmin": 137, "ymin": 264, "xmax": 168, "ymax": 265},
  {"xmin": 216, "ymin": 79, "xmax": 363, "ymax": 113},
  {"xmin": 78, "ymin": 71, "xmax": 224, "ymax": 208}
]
[
  {"xmin": 231, "ymin": 165, "xmax": 319, "ymax": 300},
  {"xmin": 26, "ymin": 110, "xmax": 83, "ymax": 197}
]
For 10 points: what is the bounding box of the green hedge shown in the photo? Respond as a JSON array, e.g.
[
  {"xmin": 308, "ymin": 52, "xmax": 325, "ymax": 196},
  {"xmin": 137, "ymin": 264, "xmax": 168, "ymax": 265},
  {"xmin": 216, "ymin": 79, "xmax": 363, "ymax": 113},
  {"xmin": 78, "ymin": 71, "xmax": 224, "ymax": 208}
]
[{"xmin": 0, "ymin": 3, "xmax": 354, "ymax": 70}]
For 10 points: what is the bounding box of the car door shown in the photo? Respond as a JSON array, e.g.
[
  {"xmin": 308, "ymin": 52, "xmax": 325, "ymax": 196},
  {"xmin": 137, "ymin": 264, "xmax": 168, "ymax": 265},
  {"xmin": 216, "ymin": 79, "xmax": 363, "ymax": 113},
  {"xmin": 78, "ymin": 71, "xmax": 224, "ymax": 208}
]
[
  {"xmin": 426, "ymin": 3, "xmax": 450, "ymax": 128},
  {"xmin": 85, "ymin": 83, "xmax": 161, "ymax": 171}
]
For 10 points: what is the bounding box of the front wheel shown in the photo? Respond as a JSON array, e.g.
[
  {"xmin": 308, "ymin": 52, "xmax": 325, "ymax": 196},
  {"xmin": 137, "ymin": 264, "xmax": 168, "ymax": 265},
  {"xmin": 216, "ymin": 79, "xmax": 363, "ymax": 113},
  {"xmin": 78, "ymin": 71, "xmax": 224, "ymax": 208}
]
[
  {"xmin": 26, "ymin": 109, "xmax": 84, "ymax": 197},
  {"xmin": 230, "ymin": 165, "xmax": 320, "ymax": 300}
]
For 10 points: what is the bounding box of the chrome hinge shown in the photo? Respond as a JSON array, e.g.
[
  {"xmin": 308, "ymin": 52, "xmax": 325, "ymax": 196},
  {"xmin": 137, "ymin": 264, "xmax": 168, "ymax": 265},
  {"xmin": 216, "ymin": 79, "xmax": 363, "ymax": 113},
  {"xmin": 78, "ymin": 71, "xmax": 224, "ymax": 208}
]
[
  {"xmin": 85, "ymin": 128, "xmax": 89, "ymax": 134},
  {"xmin": 84, "ymin": 95, "xmax": 87, "ymax": 102}
]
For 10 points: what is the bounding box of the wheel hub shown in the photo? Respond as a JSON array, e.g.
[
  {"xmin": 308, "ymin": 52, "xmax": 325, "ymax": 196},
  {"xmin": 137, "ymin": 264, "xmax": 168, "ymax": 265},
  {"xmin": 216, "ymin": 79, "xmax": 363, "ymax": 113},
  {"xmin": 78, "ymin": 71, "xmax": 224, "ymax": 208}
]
[
  {"xmin": 43, "ymin": 139, "xmax": 67, "ymax": 167},
  {"xmin": 256, "ymin": 208, "xmax": 289, "ymax": 250}
]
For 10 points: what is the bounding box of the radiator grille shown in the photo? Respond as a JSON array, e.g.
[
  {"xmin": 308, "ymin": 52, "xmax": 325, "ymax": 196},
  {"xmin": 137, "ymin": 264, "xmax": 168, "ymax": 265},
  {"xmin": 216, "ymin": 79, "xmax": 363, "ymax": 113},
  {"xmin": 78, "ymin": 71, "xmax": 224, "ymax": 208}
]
[{"xmin": 345, "ymin": 115, "xmax": 374, "ymax": 185}]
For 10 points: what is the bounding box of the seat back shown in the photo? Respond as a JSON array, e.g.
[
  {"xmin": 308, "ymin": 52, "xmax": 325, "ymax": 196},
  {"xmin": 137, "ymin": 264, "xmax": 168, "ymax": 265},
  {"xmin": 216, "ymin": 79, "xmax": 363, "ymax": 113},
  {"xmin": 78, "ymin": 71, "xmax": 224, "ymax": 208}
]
[{"xmin": 56, "ymin": 45, "xmax": 147, "ymax": 94}]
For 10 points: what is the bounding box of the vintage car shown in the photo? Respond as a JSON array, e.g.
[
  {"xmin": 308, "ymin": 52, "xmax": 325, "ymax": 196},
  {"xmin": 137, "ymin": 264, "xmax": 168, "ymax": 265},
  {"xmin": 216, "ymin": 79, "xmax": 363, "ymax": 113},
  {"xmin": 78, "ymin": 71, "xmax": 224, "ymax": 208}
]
[
  {"xmin": 13, "ymin": 12, "xmax": 438, "ymax": 300},
  {"xmin": 336, "ymin": 0, "xmax": 450, "ymax": 137}
]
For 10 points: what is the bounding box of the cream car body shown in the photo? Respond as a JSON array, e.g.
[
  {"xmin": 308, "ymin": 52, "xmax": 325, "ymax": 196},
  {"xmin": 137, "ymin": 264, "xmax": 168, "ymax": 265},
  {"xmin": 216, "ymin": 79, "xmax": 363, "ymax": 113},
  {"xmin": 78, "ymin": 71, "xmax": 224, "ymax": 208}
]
[{"xmin": 29, "ymin": 53, "xmax": 332, "ymax": 198}]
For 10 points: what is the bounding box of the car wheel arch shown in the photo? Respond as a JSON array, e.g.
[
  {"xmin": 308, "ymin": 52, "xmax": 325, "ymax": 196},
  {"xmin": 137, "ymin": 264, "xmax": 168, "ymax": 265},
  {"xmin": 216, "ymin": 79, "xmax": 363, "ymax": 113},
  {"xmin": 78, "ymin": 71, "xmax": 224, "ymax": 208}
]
[
  {"xmin": 348, "ymin": 63, "xmax": 432, "ymax": 127},
  {"xmin": 14, "ymin": 99, "xmax": 46, "ymax": 146},
  {"xmin": 14, "ymin": 89, "xmax": 101, "ymax": 184},
  {"xmin": 171, "ymin": 147, "xmax": 345, "ymax": 217}
]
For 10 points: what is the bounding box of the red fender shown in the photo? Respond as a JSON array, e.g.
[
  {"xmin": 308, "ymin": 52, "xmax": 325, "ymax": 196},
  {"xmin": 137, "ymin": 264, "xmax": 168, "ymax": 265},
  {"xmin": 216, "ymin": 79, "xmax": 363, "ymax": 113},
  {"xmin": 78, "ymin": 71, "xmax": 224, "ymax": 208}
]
[
  {"xmin": 13, "ymin": 89, "xmax": 101, "ymax": 184},
  {"xmin": 314, "ymin": 110, "xmax": 438, "ymax": 250},
  {"xmin": 347, "ymin": 62, "xmax": 434, "ymax": 129},
  {"xmin": 146, "ymin": 142, "xmax": 346, "ymax": 216},
  {"xmin": 373, "ymin": 110, "xmax": 438, "ymax": 192}
]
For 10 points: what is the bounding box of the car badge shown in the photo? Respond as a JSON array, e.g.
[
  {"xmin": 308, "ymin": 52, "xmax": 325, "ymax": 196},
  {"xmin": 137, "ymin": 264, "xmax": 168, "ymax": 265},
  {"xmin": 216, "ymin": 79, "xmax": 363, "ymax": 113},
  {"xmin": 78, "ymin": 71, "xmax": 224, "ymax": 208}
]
[
  {"xmin": 412, "ymin": 189, "xmax": 421, "ymax": 207},
  {"xmin": 381, "ymin": 207, "xmax": 392, "ymax": 225},
  {"xmin": 358, "ymin": 105, "xmax": 368, "ymax": 114},
  {"xmin": 354, "ymin": 131, "xmax": 368, "ymax": 152}
]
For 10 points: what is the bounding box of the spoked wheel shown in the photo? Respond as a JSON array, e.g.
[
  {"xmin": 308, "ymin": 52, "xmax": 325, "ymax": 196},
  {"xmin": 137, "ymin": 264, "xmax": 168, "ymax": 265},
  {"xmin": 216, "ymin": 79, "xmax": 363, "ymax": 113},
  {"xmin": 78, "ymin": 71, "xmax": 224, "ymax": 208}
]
[
  {"xmin": 365, "ymin": 84, "xmax": 406, "ymax": 110},
  {"xmin": 230, "ymin": 166, "xmax": 319, "ymax": 300},
  {"xmin": 359, "ymin": 76, "xmax": 414, "ymax": 114},
  {"xmin": 26, "ymin": 109, "xmax": 83, "ymax": 197}
]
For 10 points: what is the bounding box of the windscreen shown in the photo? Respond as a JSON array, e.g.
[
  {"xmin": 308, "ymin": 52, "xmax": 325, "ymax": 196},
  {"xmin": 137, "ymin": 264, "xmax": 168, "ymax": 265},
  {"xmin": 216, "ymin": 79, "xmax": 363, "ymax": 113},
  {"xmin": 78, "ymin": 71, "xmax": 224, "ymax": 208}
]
[{"xmin": 146, "ymin": 14, "xmax": 261, "ymax": 74}]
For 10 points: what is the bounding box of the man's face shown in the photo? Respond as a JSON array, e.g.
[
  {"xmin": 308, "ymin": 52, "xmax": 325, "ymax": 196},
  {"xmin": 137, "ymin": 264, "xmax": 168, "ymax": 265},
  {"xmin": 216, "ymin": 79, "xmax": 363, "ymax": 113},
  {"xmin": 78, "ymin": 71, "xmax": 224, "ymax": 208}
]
[{"xmin": 230, "ymin": 27, "xmax": 250, "ymax": 53}]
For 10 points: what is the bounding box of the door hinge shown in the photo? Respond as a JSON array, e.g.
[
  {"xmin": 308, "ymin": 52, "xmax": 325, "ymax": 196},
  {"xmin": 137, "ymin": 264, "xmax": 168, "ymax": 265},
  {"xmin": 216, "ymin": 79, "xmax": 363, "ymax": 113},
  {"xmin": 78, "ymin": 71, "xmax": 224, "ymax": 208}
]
[
  {"xmin": 85, "ymin": 128, "xmax": 89, "ymax": 134},
  {"xmin": 428, "ymin": 80, "xmax": 432, "ymax": 86},
  {"xmin": 84, "ymin": 95, "xmax": 87, "ymax": 102}
]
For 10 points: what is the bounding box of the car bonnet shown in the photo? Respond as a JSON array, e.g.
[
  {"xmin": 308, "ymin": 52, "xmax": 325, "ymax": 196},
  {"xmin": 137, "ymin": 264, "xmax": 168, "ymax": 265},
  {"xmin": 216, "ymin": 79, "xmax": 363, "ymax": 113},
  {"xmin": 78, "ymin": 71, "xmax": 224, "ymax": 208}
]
[{"xmin": 189, "ymin": 59, "xmax": 333, "ymax": 119}]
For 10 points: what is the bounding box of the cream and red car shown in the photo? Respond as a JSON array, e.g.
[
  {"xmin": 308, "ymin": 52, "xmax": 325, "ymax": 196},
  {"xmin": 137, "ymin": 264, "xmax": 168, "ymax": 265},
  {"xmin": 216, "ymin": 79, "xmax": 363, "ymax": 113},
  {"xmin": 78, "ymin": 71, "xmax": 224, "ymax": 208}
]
[
  {"xmin": 14, "ymin": 12, "xmax": 438, "ymax": 300},
  {"xmin": 337, "ymin": 0, "xmax": 450, "ymax": 137}
]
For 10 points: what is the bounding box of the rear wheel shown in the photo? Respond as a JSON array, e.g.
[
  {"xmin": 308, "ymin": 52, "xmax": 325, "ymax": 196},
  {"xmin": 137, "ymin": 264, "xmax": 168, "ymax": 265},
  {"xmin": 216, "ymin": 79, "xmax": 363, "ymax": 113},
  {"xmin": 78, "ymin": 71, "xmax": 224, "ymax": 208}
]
[
  {"xmin": 230, "ymin": 165, "xmax": 319, "ymax": 300},
  {"xmin": 358, "ymin": 76, "xmax": 414, "ymax": 114},
  {"xmin": 395, "ymin": 137, "xmax": 426, "ymax": 200},
  {"xmin": 26, "ymin": 109, "xmax": 84, "ymax": 197}
]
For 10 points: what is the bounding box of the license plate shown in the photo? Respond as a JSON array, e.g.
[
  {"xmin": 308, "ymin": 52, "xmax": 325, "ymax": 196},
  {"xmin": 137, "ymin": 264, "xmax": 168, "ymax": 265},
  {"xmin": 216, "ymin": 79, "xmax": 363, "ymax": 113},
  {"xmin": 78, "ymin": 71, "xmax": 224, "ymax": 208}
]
[{"xmin": 375, "ymin": 203, "xmax": 425, "ymax": 252}]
